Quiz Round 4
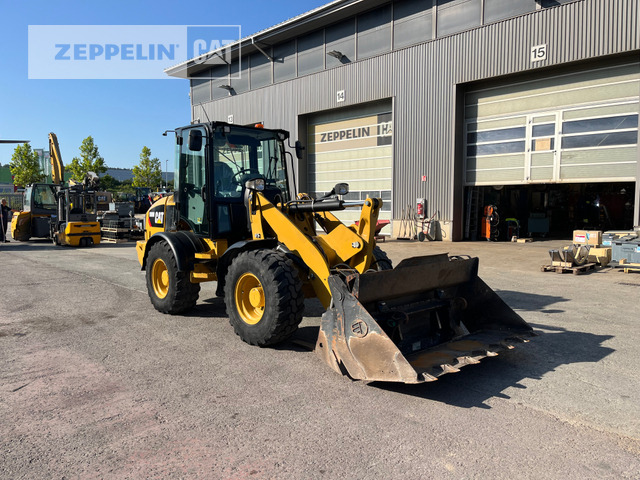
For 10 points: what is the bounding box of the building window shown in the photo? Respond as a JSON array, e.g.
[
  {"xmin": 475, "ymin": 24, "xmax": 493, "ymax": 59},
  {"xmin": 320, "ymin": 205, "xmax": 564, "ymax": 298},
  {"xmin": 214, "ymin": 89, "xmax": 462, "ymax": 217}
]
[
  {"xmin": 297, "ymin": 30, "xmax": 324, "ymax": 76},
  {"xmin": 326, "ymin": 19, "xmax": 355, "ymax": 68},
  {"xmin": 531, "ymin": 123, "xmax": 556, "ymax": 151},
  {"xmin": 191, "ymin": 71, "xmax": 211, "ymax": 104},
  {"xmin": 436, "ymin": 0, "xmax": 481, "ymax": 37},
  {"xmin": 357, "ymin": 5, "xmax": 392, "ymax": 60},
  {"xmin": 483, "ymin": 0, "xmax": 536, "ymax": 24},
  {"xmin": 539, "ymin": 0, "xmax": 578, "ymax": 7},
  {"xmin": 274, "ymin": 40, "xmax": 296, "ymax": 82},
  {"xmin": 393, "ymin": 0, "xmax": 433, "ymax": 48},
  {"xmin": 211, "ymin": 64, "xmax": 230, "ymax": 100},
  {"xmin": 230, "ymin": 56, "xmax": 249, "ymax": 94},
  {"xmin": 467, "ymin": 126, "xmax": 527, "ymax": 156},
  {"xmin": 561, "ymin": 114, "xmax": 639, "ymax": 149},
  {"xmin": 249, "ymin": 50, "xmax": 272, "ymax": 89}
]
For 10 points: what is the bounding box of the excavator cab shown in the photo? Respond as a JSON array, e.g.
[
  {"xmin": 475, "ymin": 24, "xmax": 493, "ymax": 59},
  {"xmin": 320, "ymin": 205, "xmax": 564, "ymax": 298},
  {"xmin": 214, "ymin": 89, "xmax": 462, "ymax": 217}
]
[{"xmin": 137, "ymin": 122, "xmax": 534, "ymax": 384}]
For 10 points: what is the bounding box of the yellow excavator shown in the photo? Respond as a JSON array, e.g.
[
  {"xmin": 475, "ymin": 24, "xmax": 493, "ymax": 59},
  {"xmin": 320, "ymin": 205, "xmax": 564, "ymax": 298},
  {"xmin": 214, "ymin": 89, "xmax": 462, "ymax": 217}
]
[
  {"xmin": 11, "ymin": 133, "xmax": 65, "ymax": 241},
  {"xmin": 12, "ymin": 133, "xmax": 101, "ymax": 246},
  {"xmin": 137, "ymin": 122, "xmax": 534, "ymax": 384}
]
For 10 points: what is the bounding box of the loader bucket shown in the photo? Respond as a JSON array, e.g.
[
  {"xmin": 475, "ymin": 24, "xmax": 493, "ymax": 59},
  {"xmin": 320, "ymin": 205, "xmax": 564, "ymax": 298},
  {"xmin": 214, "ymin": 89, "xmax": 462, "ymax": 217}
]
[{"xmin": 315, "ymin": 254, "xmax": 535, "ymax": 384}]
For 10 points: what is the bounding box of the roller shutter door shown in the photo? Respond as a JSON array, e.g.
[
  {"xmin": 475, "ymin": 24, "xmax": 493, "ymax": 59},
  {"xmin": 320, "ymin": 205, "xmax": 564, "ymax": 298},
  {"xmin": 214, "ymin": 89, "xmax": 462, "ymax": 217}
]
[
  {"xmin": 307, "ymin": 102, "xmax": 393, "ymax": 223},
  {"xmin": 464, "ymin": 62, "xmax": 639, "ymax": 186}
]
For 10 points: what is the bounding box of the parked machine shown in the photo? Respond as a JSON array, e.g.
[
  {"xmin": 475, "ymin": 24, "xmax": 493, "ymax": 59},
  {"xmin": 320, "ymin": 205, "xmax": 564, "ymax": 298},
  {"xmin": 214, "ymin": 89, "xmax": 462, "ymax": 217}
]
[
  {"xmin": 50, "ymin": 173, "xmax": 101, "ymax": 247},
  {"xmin": 137, "ymin": 122, "xmax": 534, "ymax": 384},
  {"xmin": 133, "ymin": 187, "xmax": 152, "ymax": 213},
  {"xmin": 11, "ymin": 133, "xmax": 64, "ymax": 241}
]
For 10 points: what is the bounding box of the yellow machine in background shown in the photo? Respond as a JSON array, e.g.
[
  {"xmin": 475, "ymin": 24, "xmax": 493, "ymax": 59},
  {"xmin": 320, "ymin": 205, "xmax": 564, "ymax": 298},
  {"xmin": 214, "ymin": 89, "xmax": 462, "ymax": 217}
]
[
  {"xmin": 51, "ymin": 179, "xmax": 101, "ymax": 247},
  {"xmin": 137, "ymin": 122, "xmax": 534, "ymax": 384},
  {"xmin": 11, "ymin": 133, "xmax": 64, "ymax": 241},
  {"xmin": 11, "ymin": 183, "xmax": 57, "ymax": 241}
]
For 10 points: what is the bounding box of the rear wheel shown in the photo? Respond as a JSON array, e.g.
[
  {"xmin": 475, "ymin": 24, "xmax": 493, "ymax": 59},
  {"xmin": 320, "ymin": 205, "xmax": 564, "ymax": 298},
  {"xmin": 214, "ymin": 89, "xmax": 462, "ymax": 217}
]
[
  {"xmin": 225, "ymin": 249, "xmax": 304, "ymax": 346},
  {"xmin": 146, "ymin": 241, "xmax": 200, "ymax": 314}
]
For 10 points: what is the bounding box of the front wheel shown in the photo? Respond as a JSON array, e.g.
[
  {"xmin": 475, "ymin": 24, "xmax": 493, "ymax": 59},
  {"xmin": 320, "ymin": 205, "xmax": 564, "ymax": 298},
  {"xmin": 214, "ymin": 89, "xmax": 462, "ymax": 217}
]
[
  {"xmin": 225, "ymin": 249, "xmax": 304, "ymax": 346},
  {"xmin": 145, "ymin": 241, "xmax": 200, "ymax": 314},
  {"xmin": 371, "ymin": 246, "xmax": 393, "ymax": 271}
]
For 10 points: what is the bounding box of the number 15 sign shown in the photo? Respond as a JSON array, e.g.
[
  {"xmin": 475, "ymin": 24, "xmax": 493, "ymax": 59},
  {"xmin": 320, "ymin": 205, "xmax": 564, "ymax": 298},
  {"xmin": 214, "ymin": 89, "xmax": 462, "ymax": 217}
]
[{"xmin": 531, "ymin": 44, "xmax": 547, "ymax": 62}]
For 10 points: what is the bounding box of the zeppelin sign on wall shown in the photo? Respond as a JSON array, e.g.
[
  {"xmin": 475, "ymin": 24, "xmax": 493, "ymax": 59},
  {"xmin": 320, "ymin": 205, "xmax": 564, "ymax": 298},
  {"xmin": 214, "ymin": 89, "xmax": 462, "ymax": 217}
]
[
  {"xmin": 313, "ymin": 113, "xmax": 393, "ymax": 152},
  {"xmin": 308, "ymin": 110, "xmax": 394, "ymax": 223}
]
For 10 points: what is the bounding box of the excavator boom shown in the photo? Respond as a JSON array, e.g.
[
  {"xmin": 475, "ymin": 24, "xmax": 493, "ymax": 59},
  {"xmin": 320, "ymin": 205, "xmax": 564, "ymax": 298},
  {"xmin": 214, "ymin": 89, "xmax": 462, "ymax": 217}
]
[{"xmin": 48, "ymin": 133, "xmax": 64, "ymax": 185}]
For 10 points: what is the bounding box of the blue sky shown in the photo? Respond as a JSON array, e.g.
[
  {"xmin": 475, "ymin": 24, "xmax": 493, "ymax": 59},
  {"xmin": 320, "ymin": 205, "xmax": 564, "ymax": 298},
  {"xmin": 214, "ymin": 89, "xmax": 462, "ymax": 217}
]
[{"xmin": 0, "ymin": 0, "xmax": 327, "ymax": 171}]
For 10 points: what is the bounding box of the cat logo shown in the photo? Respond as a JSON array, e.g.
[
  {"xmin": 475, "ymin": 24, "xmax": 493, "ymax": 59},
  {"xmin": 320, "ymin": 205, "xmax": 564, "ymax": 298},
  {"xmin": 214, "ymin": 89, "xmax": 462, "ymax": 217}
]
[{"xmin": 149, "ymin": 208, "xmax": 164, "ymax": 228}]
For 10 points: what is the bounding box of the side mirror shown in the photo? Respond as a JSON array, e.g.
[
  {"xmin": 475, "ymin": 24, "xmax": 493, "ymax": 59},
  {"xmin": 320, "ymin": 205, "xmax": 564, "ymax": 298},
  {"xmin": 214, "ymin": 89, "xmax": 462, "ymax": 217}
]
[
  {"xmin": 188, "ymin": 129, "xmax": 203, "ymax": 151},
  {"xmin": 334, "ymin": 183, "xmax": 349, "ymax": 196},
  {"xmin": 295, "ymin": 140, "xmax": 305, "ymax": 160}
]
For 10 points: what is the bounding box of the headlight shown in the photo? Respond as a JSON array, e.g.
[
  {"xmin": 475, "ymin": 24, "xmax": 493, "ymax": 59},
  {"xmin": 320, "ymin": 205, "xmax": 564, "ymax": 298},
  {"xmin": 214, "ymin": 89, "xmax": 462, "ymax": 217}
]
[{"xmin": 245, "ymin": 178, "xmax": 265, "ymax": 191}]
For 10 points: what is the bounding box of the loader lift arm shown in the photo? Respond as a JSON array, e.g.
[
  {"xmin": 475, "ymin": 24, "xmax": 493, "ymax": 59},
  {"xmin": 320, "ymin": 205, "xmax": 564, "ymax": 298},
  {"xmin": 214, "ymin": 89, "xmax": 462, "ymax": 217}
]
[{"xmin": 247, "ymin": 190, "xmax": 380, "ymax": 308}]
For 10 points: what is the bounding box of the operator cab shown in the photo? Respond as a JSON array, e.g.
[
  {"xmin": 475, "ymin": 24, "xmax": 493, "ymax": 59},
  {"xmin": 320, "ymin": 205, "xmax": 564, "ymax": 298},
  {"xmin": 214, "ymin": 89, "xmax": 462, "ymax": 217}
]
[
  {"xmin": 23, "ymin": 184, "xmax": 57, "ymax": 214},
  {"xmin": 173, "ymin": 122, "xmax": 292, "ymax": 243}
]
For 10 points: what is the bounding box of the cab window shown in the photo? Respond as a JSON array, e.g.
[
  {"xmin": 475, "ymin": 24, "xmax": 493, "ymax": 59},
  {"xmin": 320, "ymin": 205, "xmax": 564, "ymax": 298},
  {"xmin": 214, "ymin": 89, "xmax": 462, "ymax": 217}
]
[{"xmin": 177, "ymin": 127, "xmax": 208, "ymax": 235}]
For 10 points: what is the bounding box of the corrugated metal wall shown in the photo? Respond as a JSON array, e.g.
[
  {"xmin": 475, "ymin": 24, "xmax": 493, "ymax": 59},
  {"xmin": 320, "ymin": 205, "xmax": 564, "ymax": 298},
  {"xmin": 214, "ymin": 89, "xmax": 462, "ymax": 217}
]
[{"xmin": 192, "ymin": 0, "xmax": 639, "ymax": 239}]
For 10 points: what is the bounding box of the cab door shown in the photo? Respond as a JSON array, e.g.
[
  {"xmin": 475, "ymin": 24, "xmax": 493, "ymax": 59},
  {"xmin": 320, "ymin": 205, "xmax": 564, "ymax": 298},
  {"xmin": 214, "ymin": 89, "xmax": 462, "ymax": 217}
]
[{"xmin": 176, "ymin": 126, "xmax": 209, "ymax": 235}]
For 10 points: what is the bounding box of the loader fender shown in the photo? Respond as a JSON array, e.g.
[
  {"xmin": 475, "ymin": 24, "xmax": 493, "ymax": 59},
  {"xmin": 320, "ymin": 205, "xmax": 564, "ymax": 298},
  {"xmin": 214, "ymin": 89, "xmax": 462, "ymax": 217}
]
[
  {"xmin": 140, "ymin": 231, "xmax": 209, "ymax": 272},
  {"xmin": 215, "ymin": 239, "xmax": 278, "ymax": 296}
]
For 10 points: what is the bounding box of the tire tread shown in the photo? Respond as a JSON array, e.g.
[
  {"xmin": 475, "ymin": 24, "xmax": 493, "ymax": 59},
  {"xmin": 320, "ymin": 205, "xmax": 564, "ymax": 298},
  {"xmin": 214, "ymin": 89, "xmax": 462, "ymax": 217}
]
[
  {"xmin": 146, "ymin": 241, "xmax": 200, "ymax": 314},
  {"xmin": 225, "ymin": 249, "xmax": 304, "ymax": 346}
]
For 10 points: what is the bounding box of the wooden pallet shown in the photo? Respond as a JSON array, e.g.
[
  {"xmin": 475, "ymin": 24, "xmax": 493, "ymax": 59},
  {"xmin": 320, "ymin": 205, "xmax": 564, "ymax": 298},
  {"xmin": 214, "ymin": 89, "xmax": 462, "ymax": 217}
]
[
  {"xmin": 613, "ymin": 260, "xmax": 640, "ymax": 273},
  {"xmin": 101, "ymin": 237, "xmax": 129, "ymax": 244},
  {"xmin": 540, "ymin": 262, "xmax": 598, "ymax": 275}
]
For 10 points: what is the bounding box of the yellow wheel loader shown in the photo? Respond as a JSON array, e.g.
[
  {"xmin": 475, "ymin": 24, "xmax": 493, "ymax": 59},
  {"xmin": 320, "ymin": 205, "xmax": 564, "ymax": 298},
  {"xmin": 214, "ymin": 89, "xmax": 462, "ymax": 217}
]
[{"xmin": 137, "ymin": 122, "xmax": 534, "ymax": 384}]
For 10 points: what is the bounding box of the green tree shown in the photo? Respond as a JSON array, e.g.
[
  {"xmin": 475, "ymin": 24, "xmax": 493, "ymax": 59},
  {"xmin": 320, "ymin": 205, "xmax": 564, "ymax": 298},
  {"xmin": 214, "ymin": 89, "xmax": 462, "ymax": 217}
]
[
  {"xmin": 68, "ymin": 136, "xmax": 107, "ymax": 182},
  {"xmin": 9, "ymin": 143, "xmax": 45, "ymax": 187},
  {"xmin": 98, "ymin": 173, "xmax": 120, "ymax": 191},
  {"xmin": 132, "ymin": 146, "xmax": 162, "ymax": 188}
]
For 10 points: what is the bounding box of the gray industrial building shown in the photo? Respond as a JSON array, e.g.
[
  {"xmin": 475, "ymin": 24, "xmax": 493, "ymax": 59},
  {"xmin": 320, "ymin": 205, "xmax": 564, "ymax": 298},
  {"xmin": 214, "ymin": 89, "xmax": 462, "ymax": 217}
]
[{"xmin": 167, "ymin": 0, "xmax": 639, "ymax": 241}]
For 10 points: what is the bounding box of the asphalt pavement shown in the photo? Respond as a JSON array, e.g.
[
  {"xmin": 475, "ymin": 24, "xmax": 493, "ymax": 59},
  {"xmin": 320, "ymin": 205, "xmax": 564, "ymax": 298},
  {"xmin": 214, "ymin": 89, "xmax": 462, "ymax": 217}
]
[{"xmin": 1, "ymin": 237, "xmax": 639, "ymax": 479}]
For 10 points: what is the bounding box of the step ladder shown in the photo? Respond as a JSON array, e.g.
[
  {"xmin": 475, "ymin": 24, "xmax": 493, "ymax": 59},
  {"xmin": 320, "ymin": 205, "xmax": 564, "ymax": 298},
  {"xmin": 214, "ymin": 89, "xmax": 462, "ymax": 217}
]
[{"xmin": 464, "ymin": 187, "xmax": 483, "ymax": 240}]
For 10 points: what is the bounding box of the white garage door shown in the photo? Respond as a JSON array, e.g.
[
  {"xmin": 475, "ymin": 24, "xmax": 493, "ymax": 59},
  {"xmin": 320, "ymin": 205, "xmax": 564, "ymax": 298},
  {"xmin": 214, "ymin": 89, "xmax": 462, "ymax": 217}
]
[
  {"xmin": 307, "ymin": 102, "xmax": 393, "ymax": 223},
  {"xmin": 464, "ymin": 62, "xmax": 639, "ymax": 186}
]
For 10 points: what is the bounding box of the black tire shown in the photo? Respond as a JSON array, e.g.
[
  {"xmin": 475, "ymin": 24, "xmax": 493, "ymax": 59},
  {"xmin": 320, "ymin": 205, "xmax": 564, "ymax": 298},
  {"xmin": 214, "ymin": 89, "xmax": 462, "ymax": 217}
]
[
  {"xmin": 417, "ymin": 231, "xmax": 426, "ymax": 242},
  {"xmin": 146, "ymin": 241, "xmax": 200, "ymax": 314},
  {"xmin": 224, "ymin": 249, "xmax": 304, "ymax": 346},
  {"xmin": 371, "ymin": 246, "xmax": 393, "ymax": 271}
]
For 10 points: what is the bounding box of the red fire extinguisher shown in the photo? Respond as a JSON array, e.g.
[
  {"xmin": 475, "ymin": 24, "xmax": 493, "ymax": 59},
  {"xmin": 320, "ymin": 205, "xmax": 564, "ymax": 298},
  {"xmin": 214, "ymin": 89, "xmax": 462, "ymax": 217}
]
[{"xmin": 416, "ymin": 198, "xmax": 425, "ymax": 218}]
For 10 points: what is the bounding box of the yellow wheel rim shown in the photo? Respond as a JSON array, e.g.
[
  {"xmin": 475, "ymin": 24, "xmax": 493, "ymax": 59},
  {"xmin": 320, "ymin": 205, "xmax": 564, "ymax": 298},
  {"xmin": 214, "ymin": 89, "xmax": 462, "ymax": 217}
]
[
  {"xmin": 151, "ymin": 258, "xmax": 169, "ymax": 299},
  {"xmin": 235, "ymin": 273, "xmax": 265, "ymax": 325}
]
